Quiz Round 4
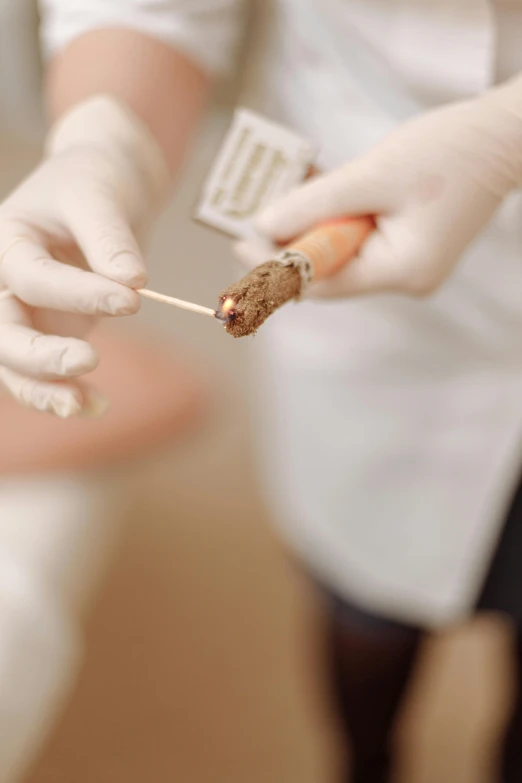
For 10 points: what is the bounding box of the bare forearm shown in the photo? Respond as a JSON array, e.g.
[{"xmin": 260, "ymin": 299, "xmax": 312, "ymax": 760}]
[{"xmin": 45, "ymin": 29, "xmax": 210, "ymax": 175}]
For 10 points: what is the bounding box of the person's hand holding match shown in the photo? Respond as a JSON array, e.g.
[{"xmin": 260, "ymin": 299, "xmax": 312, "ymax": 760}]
[{"xmin": 230, "ymin": 80, "xmax": 522, "ymax": 337}]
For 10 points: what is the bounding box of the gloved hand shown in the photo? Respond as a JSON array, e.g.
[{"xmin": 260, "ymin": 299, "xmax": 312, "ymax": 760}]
[
  {"xmin": 235, "ymin": 74, "xmax": 522, "ymax": 299},
  {"xmin": 0, "ymin": 96, "xmax": 169, "ymax": 417}
]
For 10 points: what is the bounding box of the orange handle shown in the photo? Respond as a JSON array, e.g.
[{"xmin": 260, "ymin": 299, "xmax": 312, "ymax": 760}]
[{"xmin": 286, "ymin": 217, "xmax": 374, "ymax": 281}]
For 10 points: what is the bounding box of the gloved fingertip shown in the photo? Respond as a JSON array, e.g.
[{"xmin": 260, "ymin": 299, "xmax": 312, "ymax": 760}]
[
  {"xmin": 106, "ymin": 252, "xmax": 148, "ymax": 289},
  {"xmin": 80, "ymin": 389, "xmax": 110, "ymax": 419},
  {"xmin": 124, "ymin": 270, "xmax": 149, "ymax": 289},
  {"xmin": 254, "ymin": 206, "xmax": 280, "ymax": 237},
  {"xmin": 61, "ymin": 342, "xmax": 99, "ymax": 376},
  {"xmin": 49, "ymin": 390, "xmax": 83, "ymax": 419},
  {"xmin": 103, "ymin": 289, "xmax": 140, "ymax": 317}
]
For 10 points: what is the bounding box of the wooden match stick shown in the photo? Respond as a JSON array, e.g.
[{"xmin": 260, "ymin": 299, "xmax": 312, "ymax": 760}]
[
  {"xmin": 138, "ymin": 288, "xmax": 217, "ymax": 318},
  {"xmin": 0, "ymin": 287, "xmax": 217, "ymax": 319}
]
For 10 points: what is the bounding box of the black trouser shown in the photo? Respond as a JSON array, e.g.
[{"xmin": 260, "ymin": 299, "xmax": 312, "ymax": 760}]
[
  {"xmin": 326, "ymin": 461, "xmax": 522, "ymax": 782},
  {"xmin": 328, "ymin": 600, "xmax": 522, "ymax": 783},
  {"xmin": 328, "ymin": 597, "xmax": 421, "ymax": 783}
]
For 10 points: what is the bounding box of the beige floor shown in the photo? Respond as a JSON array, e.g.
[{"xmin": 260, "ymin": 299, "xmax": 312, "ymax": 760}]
[
  {"xmin": 22, "ymin": 445, "xmax": 516, "ymax": 783},
  {"xmin": 0, "ymin": 117, "xmax": 517, "ymax": 783}
]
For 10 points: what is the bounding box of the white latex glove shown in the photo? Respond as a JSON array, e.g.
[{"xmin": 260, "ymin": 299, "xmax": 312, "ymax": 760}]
[
  {"xmin": 0, "ymin": 95, "xmax": 169, "ymax": 417},
  {"xmin": 235, "ymin": 74, "xmax": 522, "ymax": 298}
]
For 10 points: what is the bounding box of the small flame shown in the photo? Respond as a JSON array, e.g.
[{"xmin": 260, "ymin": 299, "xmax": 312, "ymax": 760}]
[
  {"xmin": 216, "ymin": 296, "xmax": 237, "ymax": 324},
  {"xmin": 222, "ymin": 297, "xmax": 235, "ymax": 315}
]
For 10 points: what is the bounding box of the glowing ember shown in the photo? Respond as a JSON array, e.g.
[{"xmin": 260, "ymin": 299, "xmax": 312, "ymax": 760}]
[
  {"xmin": 218, "ymin": 260, "xmax": 302, "ymax": 337},
  {"xmin": 216, "ymin": 296, "xmax": 237, "ymax": 324},
  {"xmin": 222, "ymin": 297, "xmax": 235, "ymax": 314}
]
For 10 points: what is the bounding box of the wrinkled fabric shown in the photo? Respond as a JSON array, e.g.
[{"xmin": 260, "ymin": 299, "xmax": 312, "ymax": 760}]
[
  {"xmin": 242, "ymin": 0, "xmax": 522, "ymax": 626},
  {"xmin": 39, "ymin": 0, "xmax": 246, "ymax": 75},
  {"xmin": 38, "ymin": 0, "xmax": 522, "ymax": 625}
]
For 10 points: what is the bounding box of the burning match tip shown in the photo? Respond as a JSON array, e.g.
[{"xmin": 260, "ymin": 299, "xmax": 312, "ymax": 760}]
[{"xmin": 215, "ymin": 296, "xmax": 238, "ymax": 326}]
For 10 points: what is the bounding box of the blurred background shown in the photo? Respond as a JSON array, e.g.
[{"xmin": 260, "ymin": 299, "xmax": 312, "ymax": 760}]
[{"xmin": 0, "ymin": 1, "xmax": 515, "ymax": 781}]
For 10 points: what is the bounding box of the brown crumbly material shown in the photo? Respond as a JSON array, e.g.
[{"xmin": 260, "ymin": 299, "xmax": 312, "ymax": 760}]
[{"xmin": 219, "ymin": 261, "xmax": 302, "ymax": 338}]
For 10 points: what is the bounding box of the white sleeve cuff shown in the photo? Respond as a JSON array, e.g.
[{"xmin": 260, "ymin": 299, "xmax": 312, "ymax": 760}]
[{"xmin": 38, "ymin": 0, "xmax": 245, "ymax": 76}]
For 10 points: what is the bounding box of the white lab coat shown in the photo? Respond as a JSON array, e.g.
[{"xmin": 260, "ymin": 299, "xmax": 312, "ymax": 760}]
[
  {"xmin": 242, "ymin": 0, "xmax": 522, "ymax": 627},
  {"xmin": 42, "ymin": 0, "xmax": 522, "ymax": 628}
]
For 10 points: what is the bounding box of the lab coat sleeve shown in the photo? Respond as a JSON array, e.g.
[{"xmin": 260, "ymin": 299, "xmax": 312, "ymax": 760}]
[{"xmin": 38, "ymin": 0, "xmax": 246, "ymax": 76}]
